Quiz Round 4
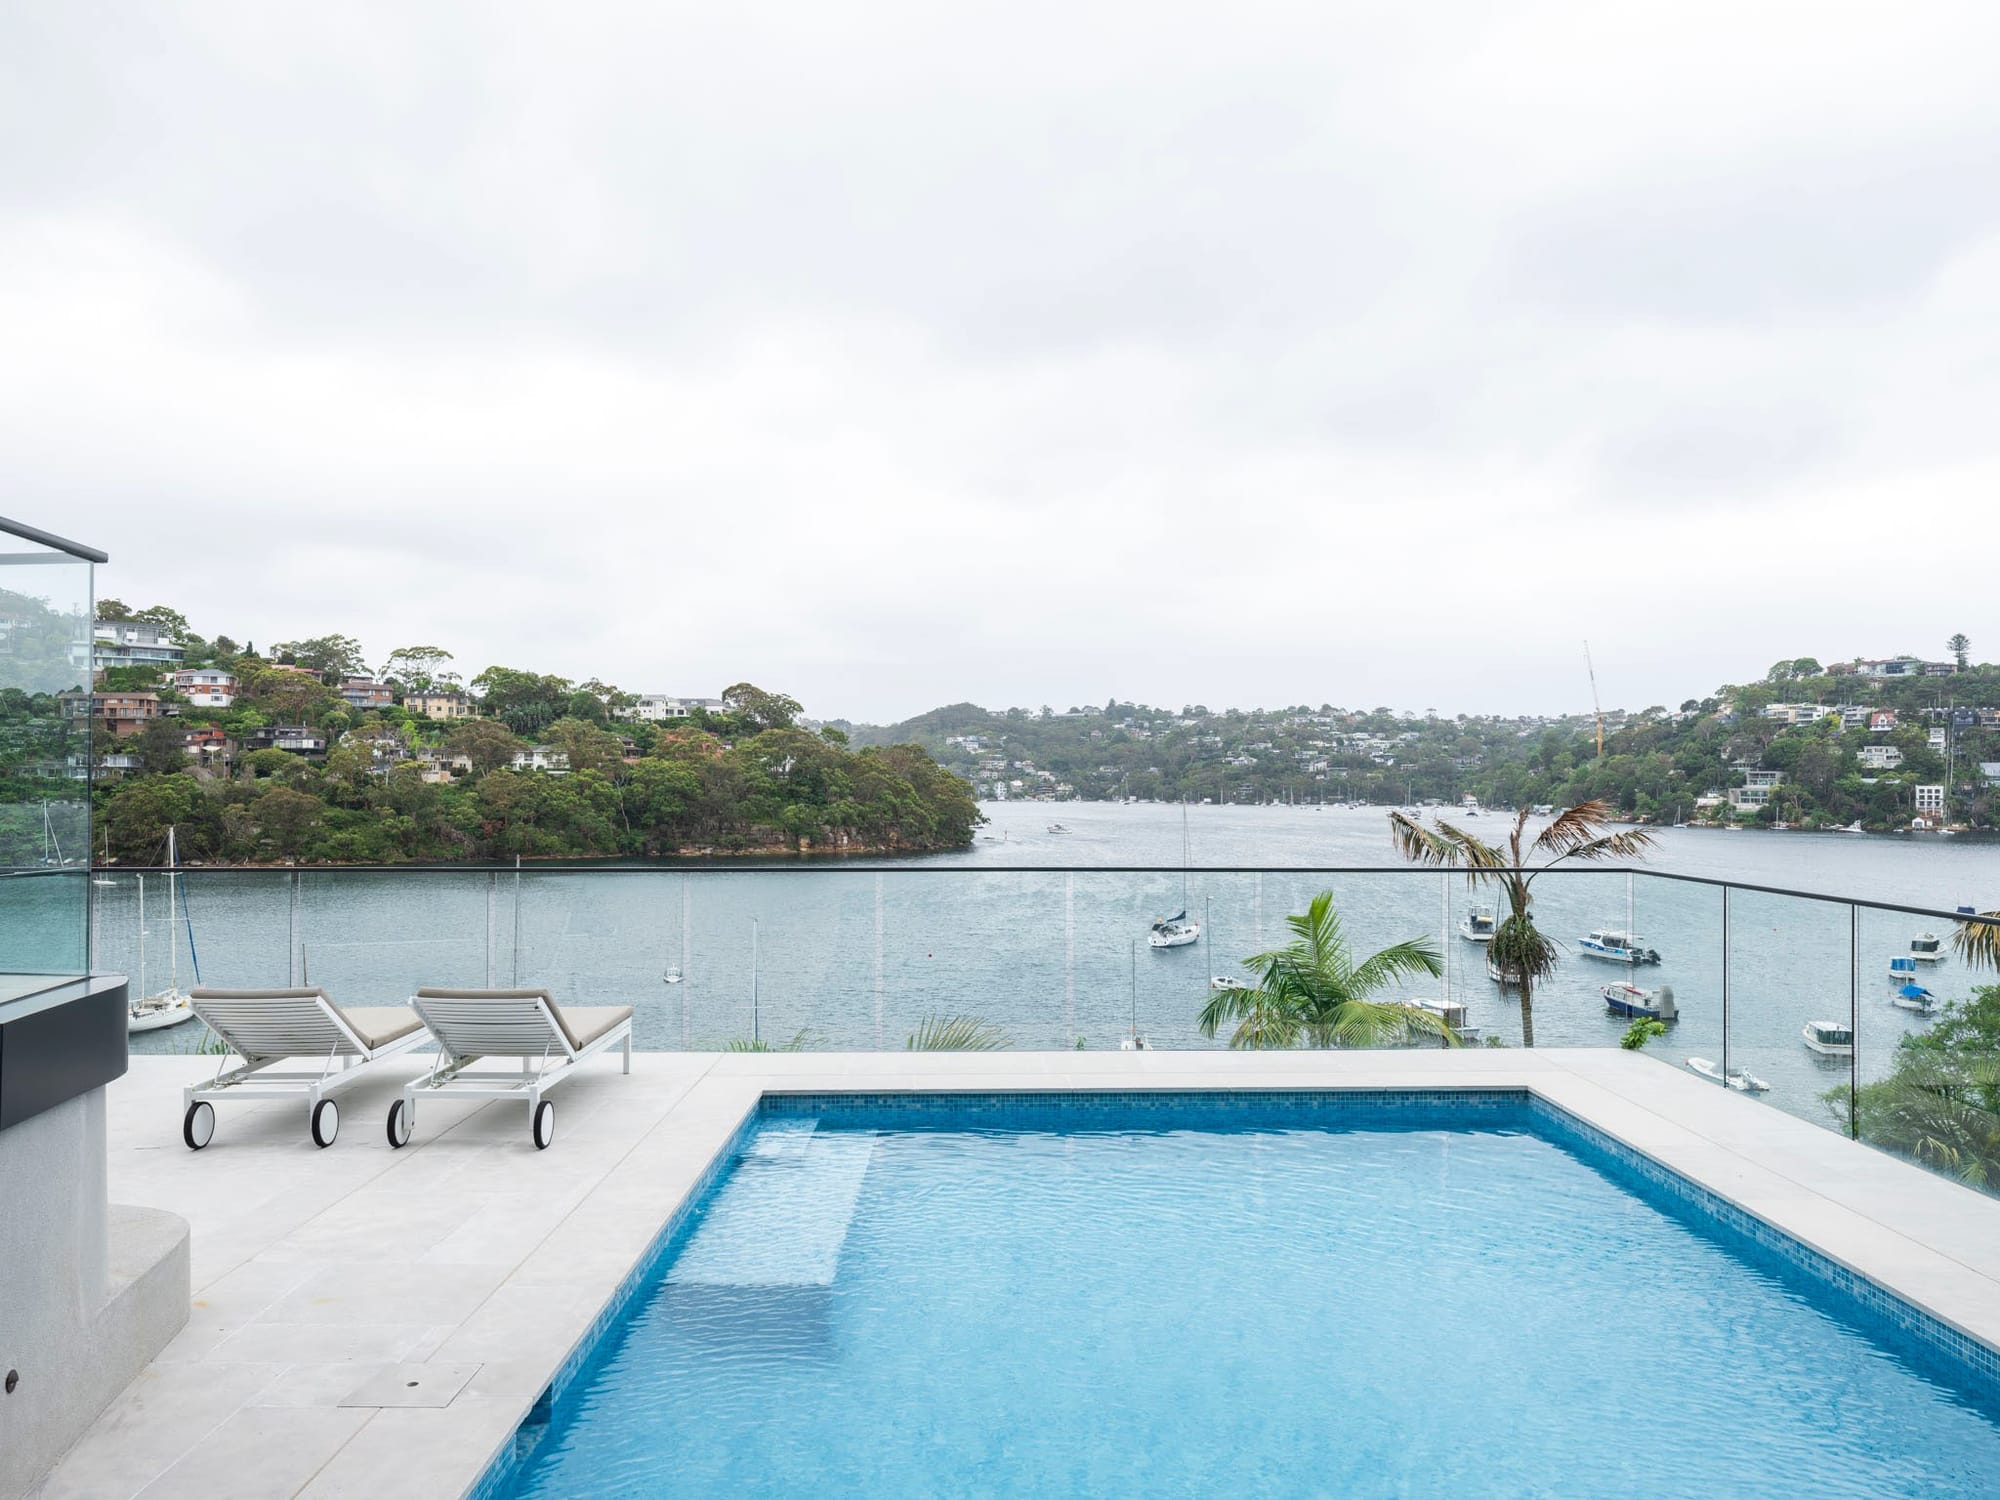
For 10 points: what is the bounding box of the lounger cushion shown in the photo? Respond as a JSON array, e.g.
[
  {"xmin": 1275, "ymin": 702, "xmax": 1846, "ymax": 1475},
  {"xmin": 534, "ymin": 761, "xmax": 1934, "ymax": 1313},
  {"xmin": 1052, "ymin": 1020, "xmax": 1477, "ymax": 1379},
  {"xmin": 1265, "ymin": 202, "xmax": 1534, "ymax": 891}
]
[
  {"xmin": 339, "ymin": 1006, "xmax": 426, "ymax": 1050},
  {"xmin": 414, "ymin": 988, "xmax": 631, "ymax": 1053},
  {"xmin": 556, "ymin": 1006, "xmax": 634, "ymax": 1050}
]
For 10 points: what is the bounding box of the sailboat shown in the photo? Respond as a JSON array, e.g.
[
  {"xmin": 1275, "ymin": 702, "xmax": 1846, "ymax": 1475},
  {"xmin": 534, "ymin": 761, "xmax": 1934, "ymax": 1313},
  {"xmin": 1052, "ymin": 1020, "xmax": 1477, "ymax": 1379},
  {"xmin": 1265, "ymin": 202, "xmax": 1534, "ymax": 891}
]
[
  {"xmin": 129, "ymin": 827, "xmax": 198, "ymax": 1033},
  {"xmin": 1148, "ymin": 803, "xmax": 1201, "ymax": 949}
]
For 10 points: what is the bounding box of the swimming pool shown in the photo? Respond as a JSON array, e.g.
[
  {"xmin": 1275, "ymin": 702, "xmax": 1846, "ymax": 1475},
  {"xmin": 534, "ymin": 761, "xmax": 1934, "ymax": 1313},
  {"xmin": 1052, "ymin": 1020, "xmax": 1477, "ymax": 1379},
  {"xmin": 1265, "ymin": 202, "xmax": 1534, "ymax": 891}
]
[{"xmin": 490, "ymin": 1092, "xmax": 2000, "ymax": 1498}]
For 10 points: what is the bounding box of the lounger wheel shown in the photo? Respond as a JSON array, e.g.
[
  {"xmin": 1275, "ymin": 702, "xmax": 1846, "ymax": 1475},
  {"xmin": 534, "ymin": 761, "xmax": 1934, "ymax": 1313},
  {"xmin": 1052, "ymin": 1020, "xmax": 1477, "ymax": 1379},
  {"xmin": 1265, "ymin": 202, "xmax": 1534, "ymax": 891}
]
[
  {"xmin": 310, "ymin": 1098, "xmax": 339, "ymax": 1149},
  {"xmin": 386, "ymin": 1099, "xmax": 412, "ymax": 1149},
  {"xmin": 183, "ymin": 1101, "xmax": 215, "ymax": 1151},
  {"xmin": 532, "ymin": 1100, "xmax": 556, "ymax": 1150}
]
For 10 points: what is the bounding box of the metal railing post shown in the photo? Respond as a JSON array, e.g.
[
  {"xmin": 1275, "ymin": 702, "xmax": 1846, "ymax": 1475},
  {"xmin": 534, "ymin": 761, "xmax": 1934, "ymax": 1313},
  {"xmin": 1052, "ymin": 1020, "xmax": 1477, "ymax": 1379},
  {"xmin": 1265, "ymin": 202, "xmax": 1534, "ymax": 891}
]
[
  {"xmin": 1849, "ymin": 902, "xmax": 1861, "ymax": 1140},
  {"xmin": 484, "ymin": 871, "xmax": 496, "ymax": 987},
  {"xmin": 1720, "ymin": 885, "xmax": 1731, "ymax": 1083},
  {"xmin": 874, "ymin": 873, "xmax": 886, "ymax": 1050},
  {"xmin": 1064, "ymin": 872, "xmax": 1076, "ymax": 1045},
  {"xmin": 288, "ymin": 869, "xmax": 300, "ymax": 986}
]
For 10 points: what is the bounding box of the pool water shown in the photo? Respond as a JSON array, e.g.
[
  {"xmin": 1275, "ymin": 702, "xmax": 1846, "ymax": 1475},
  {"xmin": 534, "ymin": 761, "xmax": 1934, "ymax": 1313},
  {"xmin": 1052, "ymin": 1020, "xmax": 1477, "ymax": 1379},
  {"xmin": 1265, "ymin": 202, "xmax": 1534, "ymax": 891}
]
[{"xmin": 502, "ymin": 1097, "xmax": 2000, "ymax": 1498}]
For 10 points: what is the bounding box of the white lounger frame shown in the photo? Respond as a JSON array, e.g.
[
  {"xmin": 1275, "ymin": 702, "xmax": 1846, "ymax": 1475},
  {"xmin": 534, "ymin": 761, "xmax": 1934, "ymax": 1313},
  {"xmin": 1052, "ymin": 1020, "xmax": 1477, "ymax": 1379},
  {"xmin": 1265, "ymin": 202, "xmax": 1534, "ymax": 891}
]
[
  {"xmin": 184, "ymin": 990, "xmax": 429, "ymax": 1148},
  {"xmin": 395, "ymin": 991, "xmax": 632, "ymax": 1147}
]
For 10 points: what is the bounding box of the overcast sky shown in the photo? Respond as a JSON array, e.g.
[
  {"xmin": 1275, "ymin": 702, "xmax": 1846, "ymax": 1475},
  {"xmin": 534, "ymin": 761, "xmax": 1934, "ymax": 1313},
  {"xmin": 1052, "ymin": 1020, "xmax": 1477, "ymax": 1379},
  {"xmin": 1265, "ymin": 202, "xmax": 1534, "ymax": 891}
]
[{"xmin": 5, "ymin": 3, "xmax": 1997, "ymax": 724}]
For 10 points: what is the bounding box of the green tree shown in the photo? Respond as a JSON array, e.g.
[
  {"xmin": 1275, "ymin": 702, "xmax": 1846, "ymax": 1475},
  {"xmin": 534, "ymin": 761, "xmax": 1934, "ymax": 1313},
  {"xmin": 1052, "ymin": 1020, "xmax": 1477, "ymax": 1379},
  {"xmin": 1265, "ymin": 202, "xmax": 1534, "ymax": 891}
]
[
  {"xmin": 272, "ymin": 633, "xmax": 368, "ymax": 678},
  {"xmin": 103, "ymin": 774, "xmax": 200, "ymax": 861},
  {"xmin": 380, "ymin": 645, "xmax": 456, "ymax": 693},
  {"xmin": 721, "ymin": 682, "xmax": 802, "ymax": 732},
  {"xmin": 252, "ymin": 786, "xmax": 324, "ymax": 856},
  {"xmin": 1389, "ymin": 801, "xmax": 1654, "ymax": 1047},
  {"xmin": 1197, "ymin": 891, "xmax": 1450, "ymax": 1049},
  {"xmin": 130, "ymin": 716, "xmax": 190, "ymax": 776},
  {"xmin": 1950, "ymin": 633, "xmax": 1971, "ymax": 672},
  {"xmin": 446, "ymin": 717, "xmax": 525, "ymax": 775}
]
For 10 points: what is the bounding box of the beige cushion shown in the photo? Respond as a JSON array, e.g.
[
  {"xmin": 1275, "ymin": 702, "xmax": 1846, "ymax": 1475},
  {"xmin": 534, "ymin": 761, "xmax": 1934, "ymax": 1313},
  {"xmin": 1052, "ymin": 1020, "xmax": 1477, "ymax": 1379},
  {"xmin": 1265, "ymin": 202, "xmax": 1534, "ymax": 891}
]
[
  {"xmin": 338, "ymin": 1006, "xmax": 425, "ymax": 1051},
  {"xmin": 555, "ymin": 1005, "xmax": 633, "ymax": 1051},
  {"xmin": 414, "ymin": 988, "xmax": 629, "ymax": 1052}
]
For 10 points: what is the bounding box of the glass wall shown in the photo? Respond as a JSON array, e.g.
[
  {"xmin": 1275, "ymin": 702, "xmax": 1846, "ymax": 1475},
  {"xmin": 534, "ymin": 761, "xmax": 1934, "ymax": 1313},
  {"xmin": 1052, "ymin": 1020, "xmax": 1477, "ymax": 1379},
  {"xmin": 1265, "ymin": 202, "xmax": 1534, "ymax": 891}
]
[
  {"xmin": 0, "ymin": 526, "xmax": 94, "ymax": 981},
  {"xmin": 97, "ymin": 864, "xmax": 2000, "ymax": 1193}
]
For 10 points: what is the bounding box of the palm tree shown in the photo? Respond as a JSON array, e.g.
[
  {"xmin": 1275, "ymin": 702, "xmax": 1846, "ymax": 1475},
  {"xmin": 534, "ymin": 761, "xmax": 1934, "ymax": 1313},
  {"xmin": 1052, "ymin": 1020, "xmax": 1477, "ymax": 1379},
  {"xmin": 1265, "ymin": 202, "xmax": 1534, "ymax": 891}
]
[
  {"xmin": 1197, "ymin": 890, "xmax": 1451, "ymax": 1049},
  {"xmin": 1389, "ymin": 800, "xmax": 1653, "ymax": 1047}
]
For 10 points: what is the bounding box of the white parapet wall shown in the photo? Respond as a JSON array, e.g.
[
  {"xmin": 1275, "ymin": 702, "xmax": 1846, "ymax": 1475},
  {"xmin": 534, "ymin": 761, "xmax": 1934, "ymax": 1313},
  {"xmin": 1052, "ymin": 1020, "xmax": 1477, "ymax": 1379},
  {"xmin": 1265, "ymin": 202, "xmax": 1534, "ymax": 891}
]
[{"xmin": 0, "ymin": 1087, "xmax": 190, "ymax": 1500}]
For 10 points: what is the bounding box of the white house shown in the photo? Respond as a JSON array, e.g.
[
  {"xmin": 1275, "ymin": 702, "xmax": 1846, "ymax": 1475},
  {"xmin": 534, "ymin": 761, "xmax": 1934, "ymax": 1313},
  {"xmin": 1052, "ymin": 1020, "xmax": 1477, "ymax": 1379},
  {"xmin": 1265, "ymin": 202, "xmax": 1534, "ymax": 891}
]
[
  {"xmin": 1980, "ymin": 763, "xmax": 2000, "ymax": 789},
  {"xmin": 627, "ymin": 694, "xmax": 727, "ymax": 723},
  {"xmin": 511, "ymin": 745, "xmax": 570, "ymax": 774},
  {"xmin": 92, "ymin": 619, "xmax": 184, "ymax": 670},
  {"xmin": 171, "ymin": 668, "xmax": 238, "ymax": 708},
  {"xmin": 1858, "ymin": 745, "xmax": 1903, "ymax": 771},
  {"xmin": 1914, "ymin": 785, "xmax": 1946, "ymax": 815}
]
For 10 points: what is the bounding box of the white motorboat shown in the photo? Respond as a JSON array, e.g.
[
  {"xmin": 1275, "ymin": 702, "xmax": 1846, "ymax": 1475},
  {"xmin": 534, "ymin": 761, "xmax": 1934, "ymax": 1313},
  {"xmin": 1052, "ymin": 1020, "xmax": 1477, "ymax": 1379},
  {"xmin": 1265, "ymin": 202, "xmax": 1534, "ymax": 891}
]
[
  {"xmin": 1802, "ymin": 1020, "xmax": 1854, "ymax": 1056},
  {"xmin": 1209, "ymin": 975, "xmax": 1248, "ymax": 992},
  {"xmin": 1458, "ymin": 906, "xmax": 1497, "ymax": 943},
  {"xmin": 1046, "ymin": 823, "xmax": 1071, "ymax": 835},
  {"xmin": 1578, "ymin": 928, "xmax": 1662, "ymax": 966},
  {"xmin": 1888, "ymin": 956, "xmax": 1922, "ymax": 983},
  {"xmin": 1687, "ymin": 1057, "xmax": 1770, "ymax": 1093},
  {"xmin": 662, "ymin": 966, "xmax": 684, "ymax": 986},
  {"xmin": 1149, "ymin": 911, "xmax": 1201, "ymax": 949},
  {"xmin": 1909, "ymin": 932, "xmax": 1944, "ymax": 964},
  {"xmin": 1892, "ymin": 983, "xmax": 1938, "ymax": 1016}
]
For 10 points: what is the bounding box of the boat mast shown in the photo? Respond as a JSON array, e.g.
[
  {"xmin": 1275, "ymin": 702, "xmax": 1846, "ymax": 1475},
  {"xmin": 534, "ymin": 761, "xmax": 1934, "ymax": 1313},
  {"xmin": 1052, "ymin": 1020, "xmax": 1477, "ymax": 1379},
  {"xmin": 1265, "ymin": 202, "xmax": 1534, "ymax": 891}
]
[
  {"xmin": 137, "ymin": 873, "xmax": 147, "ymax": 999},
  {"xmin": 166, "ymin": 826, "xmax": 179, "ymax": 996}
]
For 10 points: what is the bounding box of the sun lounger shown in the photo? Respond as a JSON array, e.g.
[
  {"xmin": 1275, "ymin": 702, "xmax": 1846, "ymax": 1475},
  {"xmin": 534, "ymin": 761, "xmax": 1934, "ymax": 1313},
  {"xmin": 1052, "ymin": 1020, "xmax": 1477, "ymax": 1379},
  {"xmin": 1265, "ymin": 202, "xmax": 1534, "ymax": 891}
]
[
  {"xmin": 393, "ymin": 987, "xmax": 633, "ymax": 1149},
  {"xmin": 182, "ymin": 987, "xmax": 428, "ymax": 1149}
]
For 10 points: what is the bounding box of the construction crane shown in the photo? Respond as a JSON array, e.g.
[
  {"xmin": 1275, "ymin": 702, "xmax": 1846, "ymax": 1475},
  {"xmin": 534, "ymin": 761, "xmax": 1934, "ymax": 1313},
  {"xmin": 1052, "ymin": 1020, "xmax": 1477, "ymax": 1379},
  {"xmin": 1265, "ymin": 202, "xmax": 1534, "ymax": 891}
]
[{"xmin": 1584, "ymin": 640, "xmax": 1604, "ymax": 757}]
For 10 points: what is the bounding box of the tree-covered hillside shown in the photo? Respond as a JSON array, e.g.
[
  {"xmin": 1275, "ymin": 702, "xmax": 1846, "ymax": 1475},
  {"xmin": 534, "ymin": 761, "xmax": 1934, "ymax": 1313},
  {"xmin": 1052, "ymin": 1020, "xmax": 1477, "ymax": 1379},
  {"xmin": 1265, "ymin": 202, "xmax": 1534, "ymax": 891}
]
[
  {"xmin": 853, "ymin": 647, "xmax": 2000, "ymax": 830},
  {"xmin": 29, "ymin": 601, "xmax": 978, "ymax": 864}
]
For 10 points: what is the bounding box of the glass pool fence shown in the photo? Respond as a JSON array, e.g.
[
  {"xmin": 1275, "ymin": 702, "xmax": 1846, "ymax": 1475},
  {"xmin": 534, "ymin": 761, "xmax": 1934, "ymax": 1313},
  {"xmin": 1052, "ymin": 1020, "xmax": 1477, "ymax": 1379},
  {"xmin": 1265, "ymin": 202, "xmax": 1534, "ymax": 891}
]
[{"xmin": 88, "ymin": 865, "xmax": 2000, "ymax": 1188}]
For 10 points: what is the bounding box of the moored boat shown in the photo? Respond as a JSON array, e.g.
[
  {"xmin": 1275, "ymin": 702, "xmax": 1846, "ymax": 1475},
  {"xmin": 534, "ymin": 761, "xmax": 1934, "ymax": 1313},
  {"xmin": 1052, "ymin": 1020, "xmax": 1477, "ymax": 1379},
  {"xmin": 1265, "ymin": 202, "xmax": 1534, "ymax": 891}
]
[
  {"xmin": 1578, "ymin": 928, "xmax": 1662, "ymax": 966},
  {"xmin": 1888, "ymin": 956, "xmax": 1921, "ymax": 983},
  {"xmin": 1909, "ymin": 932, "xmax": 1944, "ymax": 963},
  {"xmin": 1148, "ymin": 910, "xmax": 1201, "ymax": 949},
  {"xmin": 1602, "ymin": 982, "xmax": 1677, "ymax": 1022},
  {"xmin": 1458, "ymin": 906, "xmax": 1497, "ymax": 943},
  {"xmin": 1402, "ymin": 997, "xmax": 1480, "ymax": 1042},
  {"xmin": 1892, "ymin": 983, "xmax": 1938, "ymax": 1016},
  {"xmin": 1802, "ymin": 1020, "xmax": 1854, "ymax": 1056},
  {"xmin": 1687, "ymin": 1056, "xmax": 1770, "ymax": 1093},
  {"xmin": 1485, "ymin": 953, "xmax": 1522, "ymax": 989}
]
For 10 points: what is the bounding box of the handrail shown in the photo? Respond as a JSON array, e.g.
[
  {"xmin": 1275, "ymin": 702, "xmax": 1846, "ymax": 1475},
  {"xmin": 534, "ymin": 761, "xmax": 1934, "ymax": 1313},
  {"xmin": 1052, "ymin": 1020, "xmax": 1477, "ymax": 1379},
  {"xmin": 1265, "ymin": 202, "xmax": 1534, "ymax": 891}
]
[
  {"xmin": 0, "ymin": 514, "xmax": 108, "ymax": 563},
  {"xmin": 84, "ymin": 861, "xmax": 2000, "ymax": 928}
]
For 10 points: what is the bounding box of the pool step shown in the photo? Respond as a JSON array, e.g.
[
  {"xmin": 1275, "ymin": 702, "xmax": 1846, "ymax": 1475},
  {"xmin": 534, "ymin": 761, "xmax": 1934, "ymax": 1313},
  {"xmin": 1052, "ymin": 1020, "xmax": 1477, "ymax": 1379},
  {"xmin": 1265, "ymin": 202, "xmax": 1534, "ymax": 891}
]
[{"xmin": 668, "ymin": 1125, "xmax": 876, "ymax": 1288}]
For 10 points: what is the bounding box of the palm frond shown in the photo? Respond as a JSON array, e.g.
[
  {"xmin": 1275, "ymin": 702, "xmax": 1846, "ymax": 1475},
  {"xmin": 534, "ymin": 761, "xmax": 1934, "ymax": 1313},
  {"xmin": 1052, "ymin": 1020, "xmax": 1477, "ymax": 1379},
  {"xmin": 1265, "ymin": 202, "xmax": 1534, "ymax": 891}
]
[
  {"xmin": 1322, "ymin": 998, "xmax": 1459, "ymax": 1049},
  {"xmin": 906, "ymin": 1014, "xmax": 1010, "ymax": 1051},
  {"xmin": 1530, "ymin": 800, "xmax": 1655, "ymax": 863},
  {"xmin": 1346, "ymin": 937, "xmax": 1445, "ymax": 996},
  {"xmin": 1951, "ymin": 912, "xmax": 2000, "ymax": 972},
  {"xmin": 1387, "ymin": 811, "xmax": 1505, "ymax": 876}
]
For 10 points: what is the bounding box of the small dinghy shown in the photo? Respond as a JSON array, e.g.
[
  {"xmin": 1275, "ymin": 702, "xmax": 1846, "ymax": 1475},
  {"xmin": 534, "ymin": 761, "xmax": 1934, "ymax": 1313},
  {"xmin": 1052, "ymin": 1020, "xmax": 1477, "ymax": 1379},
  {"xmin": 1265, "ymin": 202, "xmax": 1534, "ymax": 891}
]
[{"xmin": 1687, "ymin": 1057, "xmax": 1770, "ymax": 1093}]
